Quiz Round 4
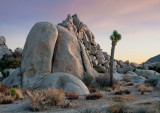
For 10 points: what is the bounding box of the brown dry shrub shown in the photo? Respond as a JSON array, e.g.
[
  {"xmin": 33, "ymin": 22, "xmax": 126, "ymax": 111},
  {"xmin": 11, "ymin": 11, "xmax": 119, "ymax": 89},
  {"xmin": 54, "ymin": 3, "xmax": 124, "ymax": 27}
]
[
  {"xmin": 86, "ymin": 93, "xmax": 103, "ymax": 100},
  {"xmin": 112, "ymin": 95, "xmax": 135, "ymax": 103},
  {"xmin": 0, "ymin": 95, "xmax": 14, "ymax": 104},
  {"xmin": 137, "ymin": 84, "xmax": 153, "ymax": 94},
  {"xmin": 88, "ymin": 87, "xmax": 97, "ymax": 93},
  {"xmin": 0, "ymin": 84, "xmax": 11, "ymax": 95},
  {"xmin": 65, "ymin": 91, "xmax": 79, "ymax": 100},
  {"xmin": 109, "ymin": 101, "xmax": 126, "ymax": 113},
  {"xmin": 27, "ymin": 88, "xmax": 65, "ymax": 111},
  {"xmin": 15, "ymin": 89, "xmax": 24, "ymax": 99},
  {"xmin": 115, "ymin": 89, "xmax": 131, "ymax": 95}
]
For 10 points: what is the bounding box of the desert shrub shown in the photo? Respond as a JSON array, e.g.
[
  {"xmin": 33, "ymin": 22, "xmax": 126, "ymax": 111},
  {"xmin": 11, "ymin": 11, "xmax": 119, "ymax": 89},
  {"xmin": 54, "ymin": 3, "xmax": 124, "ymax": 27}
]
[
  {"xmin": 0, "ymin": 54, "xmax": 21, "ymax": 70},
  {"xmin": 112, "ymin": 95, "xmax": 135, "ymax": 103},
  {"xmin": 86, "ymin": 93, "xmax": 103, "ymax": 100},
  {"xmin": 137, "ymin": 84, "xmax": 153, "ymax": 94},
  {"xmin": 0, "ymin": 69, "xmax": 10, "ymax": 78},
  {"xmin": 95, "ymin": 65, "xmax": 106, "ymax": 73},
  {"xmin": 65, "ymin": 91, "xmax": 79, "ymax": 100},
  {"xmin": 137, "ymin": 66, "xmax": 146, "ymax": 70},
  {"xmin": 15, "ymin": 89, "xmax": 24, "ymax": 99},
  {"xmin": 82, "ymin": 74, "xmax": 93, "ymax": 86},
  {"xmin": 96, "ymin": 73, "xmax": 117, "ymax": 89},
  {"xmin": 148, "ymin": 64, "xmax": 160, "ymax": 73},
  {"xmin": 27, "ymin": 88, "xmax": 65, "ymax": 111},
  {"xmin": 115, "ymin": 89, "xmax": 131, "ymax": 95},
  {"xmin": 0, "ymin": 84, "xmax": 11, "ymax": 95},
  {"xmin": 0, "ymin": 95, "xmax": 14, "ymax": 104},
  {"xmin": 10, "ymin": 88, "xmax": 16, "ymax": 96},
  {"xmin": 88, "ymin": 87, "xmax": 97, "ymax": 93},
  {"xmin": 109, "ymin": 102, "xmax": 126, "ymax": 113},
  {"xmin": 125, "ymin": 82, "xmax": 134, "ymax": 86},
  {"xmin": 123, "ymin": 74, "xmax": 130, "ymax": 82},
  {"xmin": 145, "ymin": 79, "xmax": 158, "ymax": 87}
]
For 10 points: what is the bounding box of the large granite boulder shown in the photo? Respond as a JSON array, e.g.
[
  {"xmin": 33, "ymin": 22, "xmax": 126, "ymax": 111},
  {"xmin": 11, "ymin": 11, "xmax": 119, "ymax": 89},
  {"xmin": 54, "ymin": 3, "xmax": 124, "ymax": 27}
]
[
  {"xmin": 21, "ymin": 22, "xmax": 58, "ymax": 88},
  {"xmin": 2, "ymin": 68, "xmax": 21, "ymax": 87},
  {"xmin": 135, "ymin": 69, "xmax": 159, "ymax": 78},
  {"xmin": 52, "ymin": 26, "xmax": 84, "ymax": 78},
  {"xmin": 39, "ymin": 72, "xmax": 90, "ymax": 95},
  {"xmin": 3, "ymin": 71, "xmax": 89, "ymax": 95}
]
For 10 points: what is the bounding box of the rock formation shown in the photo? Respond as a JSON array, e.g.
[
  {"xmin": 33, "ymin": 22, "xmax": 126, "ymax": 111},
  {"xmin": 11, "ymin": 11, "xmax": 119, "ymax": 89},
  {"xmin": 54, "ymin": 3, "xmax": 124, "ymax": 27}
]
[
  {"xmin": 3, "ymin": 14, "xmax": 109, "ymax": 94},
  {"xmin": 146, "ymin": 54, "xmax": 160, "ymax": 63},
  {"xmin": 0, "ymin": 36, "xmax": 12, "ymax": 59}
]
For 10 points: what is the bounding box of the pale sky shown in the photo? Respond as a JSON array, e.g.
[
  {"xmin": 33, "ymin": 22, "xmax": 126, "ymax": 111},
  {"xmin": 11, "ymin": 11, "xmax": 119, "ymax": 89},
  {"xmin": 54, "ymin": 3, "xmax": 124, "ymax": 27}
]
[{"xmin": 0, "ymin": 0, "xmax": 160, "ymax": 64}]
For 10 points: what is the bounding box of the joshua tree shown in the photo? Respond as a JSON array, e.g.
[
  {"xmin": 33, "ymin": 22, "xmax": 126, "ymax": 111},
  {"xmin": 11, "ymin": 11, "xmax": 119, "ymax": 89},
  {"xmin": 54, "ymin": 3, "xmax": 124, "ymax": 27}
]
[{"xmin": 109, "ymin": 30, "xmax": 121, "ymax": 87}]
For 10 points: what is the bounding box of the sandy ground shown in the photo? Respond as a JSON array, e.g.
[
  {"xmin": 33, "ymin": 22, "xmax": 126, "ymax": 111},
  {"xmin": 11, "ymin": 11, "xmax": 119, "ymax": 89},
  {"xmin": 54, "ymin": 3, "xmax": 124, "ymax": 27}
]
[{"xmin": 0, "ymin": 84, "xmax": 160, "ymax": 113}]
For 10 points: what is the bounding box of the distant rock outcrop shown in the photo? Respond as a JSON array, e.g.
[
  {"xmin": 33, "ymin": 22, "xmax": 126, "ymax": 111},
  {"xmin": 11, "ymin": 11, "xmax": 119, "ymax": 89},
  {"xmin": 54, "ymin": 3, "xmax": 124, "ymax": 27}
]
[
  {"xmin": 0, "ymin": 36, "xmax": 12, "ymax": 59},
  {"xmin": 146, "ymin": 54, "xmax": 160, "ymax": 63}
]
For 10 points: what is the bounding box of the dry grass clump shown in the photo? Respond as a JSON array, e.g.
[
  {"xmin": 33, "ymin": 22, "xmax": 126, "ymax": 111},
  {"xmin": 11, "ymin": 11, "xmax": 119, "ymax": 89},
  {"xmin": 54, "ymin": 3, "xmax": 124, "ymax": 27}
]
[
  {"xmin": 123, "ymin": 74, "xmax": 130, "ymax": 82},
  {"xmin": 137, "ymin": 84, "xmax": 153, "ymax": 94},
  {"xmin": 0, "ymin": 84, "xmax": 24, "ymax": 104},
  {"xmin": 0, "ymin": 95, "xmax": 14, "ymax": 104},
  {"xmin": 88, "ymin": 87, "xmax": 97, "ymax": 93},
  {"xmin": 112, "ymin": 95, "xmax": 135, "ymax": 103},
  {"xmin": 109, "ymin": 101, "xmax": 126, "ymax": 113},
  {"xmin": 65, "ymin": 91, "xmax": 79, "ymax": 100},
  {"xmin": 115, "ymin": 89, "xmax": 131, "ymax": 95},
  {"xmin": 86, "ymin": 93, "xmax": 103, "ymax": 100},
  {"xmin": 0, "ymin": 84, "xmax": 11, "ymax": 95},
  {"xmin": 27, "ymin": 88, "xmax": 66, "ymax": 111},
  {"xmin": 15, "ymin": 89, "xmax": 24, "ymax": 99}
]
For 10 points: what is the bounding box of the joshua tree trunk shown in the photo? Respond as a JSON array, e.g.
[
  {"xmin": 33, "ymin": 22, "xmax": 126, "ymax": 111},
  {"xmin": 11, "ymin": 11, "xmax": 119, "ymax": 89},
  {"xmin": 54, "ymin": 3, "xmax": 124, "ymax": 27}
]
[{"xmin": 110, "ymin": 44, "xmax": 115, "ymax": 87}]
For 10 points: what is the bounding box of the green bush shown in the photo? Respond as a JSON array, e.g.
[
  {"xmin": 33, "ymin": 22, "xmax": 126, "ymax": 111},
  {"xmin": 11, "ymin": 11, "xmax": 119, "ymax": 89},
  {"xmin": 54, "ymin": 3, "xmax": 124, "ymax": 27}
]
[
  {"xmin": 11, "ymin": 88, "xmax": 16, "ymax": 96},
  {"xmin": 95, "ymin": 65, "xmax": 106, "ymax": 73},
  {"xmin": 148, "ymin": 64, "xmax": 160, "ymax": 73},
  {"xmin": 0, "ymin": 54, "xmax": 21, "ymax": 70},
  {"xmin": 82, "ymin": 74, "xmax": 93, "ymax": 86},
  {"xmin": 0, "ymin": 70, "xmax": 9, "ymax": 78}
]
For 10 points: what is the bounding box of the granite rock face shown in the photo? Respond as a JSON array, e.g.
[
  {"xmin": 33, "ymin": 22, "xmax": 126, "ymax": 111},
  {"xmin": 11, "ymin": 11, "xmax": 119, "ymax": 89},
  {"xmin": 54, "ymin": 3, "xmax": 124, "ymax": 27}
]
[
  {"xmin": 0, "ymin": 36, "xmax": 12, "ymax": 59},
  {"xmin": 21, "ymin": 22, "xmax": 58, "ymax": 88}
]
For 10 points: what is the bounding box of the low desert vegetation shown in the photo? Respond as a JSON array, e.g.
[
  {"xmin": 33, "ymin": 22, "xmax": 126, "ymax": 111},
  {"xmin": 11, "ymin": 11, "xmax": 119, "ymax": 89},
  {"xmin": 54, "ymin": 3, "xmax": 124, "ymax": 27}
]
[
  {"xmin": 95, "ymin": 65, "xmax": 106, "ymax": 73},
  {"xmin": 26, "ymin": 88, "xmax": 66, "ymax": 111},
  {"xmin": 137, "ymin": 84, "xmax": 153, "ymax": 94},
  {"xmin": 86, "ymin": 92, "xmax": 103, "ymax": 100},
  {"xmin": 0, "ymin": 54, "xmax": 21, "ymax": 70},
  {"xmin": 0, "ymin": 84, "xmax": 24, "ymax": 104},
  {"xmin": 95, "ymin": 73, "xmax": 117, "ymax": 89},
  {"xmin": 109, "ymin": 101, "xmax": 126, "ymax": 113},
  {"xmin": 65, "ymin": 90, "xmax": 79, "ymax": 100},
  {"xmin": 82, "ymin": 74, "xmax": 93, "ymax": 87}
]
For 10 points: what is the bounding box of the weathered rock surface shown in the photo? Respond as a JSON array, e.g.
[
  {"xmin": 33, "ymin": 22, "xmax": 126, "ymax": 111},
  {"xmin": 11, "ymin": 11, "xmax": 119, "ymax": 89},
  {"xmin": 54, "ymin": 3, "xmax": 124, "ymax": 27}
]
[
  {"xmin": 52, "ymin": 26, "xmax": 84, "ymax": 78},
  {"xmin": 0, "ymin": 36, "xmax": 12, "ymax": 59},
  {"xmin": 21, "ymin": 22, "xmax": 58, "ymax": 88},
  {"xmin": 130, "ymin": 62, "xmax": 140, "ymax": 68},
  {"xmin": 130, "ymin": 75, "xmax": 146, "ymax": 84},
  {"xmin": 113, "ymin": 72, "xmax": 123, "ymax": 81},
  {"xmin": 2, "ymin": 68, "xmax": 21, "ymax": 87},
  {"xmin": 0, "ymin": 36, "xmax": 6, "ymax": 45},
  {"xmin": 39, "ymin": 72, "xmax": 90, "ymax": 95},
  {"xmin": 146, "ymin": 54, "xmax": 160, "ymax": 63},
  {"xmin": 135, "ymin": 69, "xmax": 159, "ymax": 78}
]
